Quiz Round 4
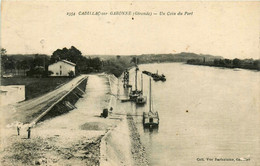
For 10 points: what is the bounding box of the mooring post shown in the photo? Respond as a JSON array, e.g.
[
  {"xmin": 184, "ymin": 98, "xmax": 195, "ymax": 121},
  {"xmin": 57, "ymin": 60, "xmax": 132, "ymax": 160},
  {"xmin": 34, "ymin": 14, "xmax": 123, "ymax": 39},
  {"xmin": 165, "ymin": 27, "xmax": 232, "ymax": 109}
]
[{"xmin": 27, "ymin": 127, "xmax": 31, "ymax": 139}]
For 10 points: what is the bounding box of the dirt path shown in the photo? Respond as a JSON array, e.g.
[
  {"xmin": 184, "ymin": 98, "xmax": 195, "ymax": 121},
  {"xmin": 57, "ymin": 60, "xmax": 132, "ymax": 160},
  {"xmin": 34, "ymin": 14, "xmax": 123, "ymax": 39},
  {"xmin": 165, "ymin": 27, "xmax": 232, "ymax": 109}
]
[{"xmin": 0, "ymin": 74, "xmax": 121, "ymax": 166}]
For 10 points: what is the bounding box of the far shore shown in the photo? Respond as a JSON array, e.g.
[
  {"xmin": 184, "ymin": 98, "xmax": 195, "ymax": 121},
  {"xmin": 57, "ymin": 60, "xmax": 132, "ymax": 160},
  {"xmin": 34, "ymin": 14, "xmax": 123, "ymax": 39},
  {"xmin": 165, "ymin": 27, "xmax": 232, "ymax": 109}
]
[{"xmin": 186, "ymin": 59, "xmax": 260, "ymax": 71}]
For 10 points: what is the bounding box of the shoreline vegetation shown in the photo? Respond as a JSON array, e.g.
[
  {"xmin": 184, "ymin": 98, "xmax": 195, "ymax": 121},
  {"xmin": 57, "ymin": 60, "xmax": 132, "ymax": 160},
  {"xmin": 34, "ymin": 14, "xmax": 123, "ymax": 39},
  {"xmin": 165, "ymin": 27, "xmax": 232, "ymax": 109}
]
[{"xmin": 187, "ymin": 58, "xmax": 260, "ymax": 71}]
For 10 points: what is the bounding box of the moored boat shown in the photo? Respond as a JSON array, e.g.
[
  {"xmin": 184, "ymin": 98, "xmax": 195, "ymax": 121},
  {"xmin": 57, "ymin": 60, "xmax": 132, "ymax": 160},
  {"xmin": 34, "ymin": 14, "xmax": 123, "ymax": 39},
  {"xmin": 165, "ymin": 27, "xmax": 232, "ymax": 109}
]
[
  {"xmin": 136, "ymin": 74, "xmax": 147, "ymax": 105},
  {"xmin": 136, "ymin": 95, "xmax": 147, "ymax": 105},
  {"xmin": 129, "ymin": 90, "xmax": 140, "ymax": 100},
  {"xmin": 129, "ymin": 64, "xmax": 142, "ymax": 100},
  {"xmin": 143, "ymin": 111, "xmax": 159, "ymax": 128},
  {"xmin": 143, "ymin": 78, "xmax": 159, "ymax": 128},
  {"xmin": 142, "ymin": 70, "xmax": 166, "ymax": 82}
]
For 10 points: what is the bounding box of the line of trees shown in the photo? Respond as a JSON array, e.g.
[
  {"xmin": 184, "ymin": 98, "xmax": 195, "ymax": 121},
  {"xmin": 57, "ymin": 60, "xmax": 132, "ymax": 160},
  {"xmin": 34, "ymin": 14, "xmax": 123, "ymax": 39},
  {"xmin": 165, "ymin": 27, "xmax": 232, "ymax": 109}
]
[
  {"xmin": 1, "ymin": 50, "xmax": 50, "ymax": 76},
  {"xmin": 1, "ymin": 46, "xmax": 103, "ymax": 77},
  {"xmin": 187, "ymin": 58, "xmax": 260, "ymax": 71}
]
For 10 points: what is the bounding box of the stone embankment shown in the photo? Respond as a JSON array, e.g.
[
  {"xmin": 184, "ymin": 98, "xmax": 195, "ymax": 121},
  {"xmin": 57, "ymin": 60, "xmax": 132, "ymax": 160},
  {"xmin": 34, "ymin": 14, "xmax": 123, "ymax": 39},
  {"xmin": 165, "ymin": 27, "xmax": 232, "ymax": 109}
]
[
  {"xmin": 100, "ymin": 74, "xmax": 148, "ymax": 166},
  {"xmin": 127, "ymin": 115, "xmax": 149, "ymax": 166}
]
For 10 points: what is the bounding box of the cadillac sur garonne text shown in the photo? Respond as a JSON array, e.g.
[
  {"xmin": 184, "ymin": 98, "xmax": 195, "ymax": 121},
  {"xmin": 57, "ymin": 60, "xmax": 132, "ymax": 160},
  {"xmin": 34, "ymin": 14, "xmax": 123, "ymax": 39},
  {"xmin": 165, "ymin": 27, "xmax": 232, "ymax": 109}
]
[
  {"xmin": 68, "ymin": 11, "xmax": 152, "ymax": 16},
  {"xmin": 77, "ymin": 11, "xmax": 132, "ymax": 16},
  {"xmin": 78, "ymin": 11, "xmax": 108, "ymax": 16}
]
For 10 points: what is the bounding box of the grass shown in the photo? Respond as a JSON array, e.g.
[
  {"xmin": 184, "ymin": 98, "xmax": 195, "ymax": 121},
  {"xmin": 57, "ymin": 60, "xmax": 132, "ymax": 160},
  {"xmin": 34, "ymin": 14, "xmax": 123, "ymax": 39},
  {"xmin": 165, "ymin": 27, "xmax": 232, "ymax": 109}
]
[
  {"xmin": 1, "ymin": 77, "xmax": 72, "ymax": 100},
  {"xmin": 1, "ymin": 135, "xmax": 102, "ymax": 166},
  {"xmin": 1, "ymin": 137, "xmax": 45, "ymax": 165}
]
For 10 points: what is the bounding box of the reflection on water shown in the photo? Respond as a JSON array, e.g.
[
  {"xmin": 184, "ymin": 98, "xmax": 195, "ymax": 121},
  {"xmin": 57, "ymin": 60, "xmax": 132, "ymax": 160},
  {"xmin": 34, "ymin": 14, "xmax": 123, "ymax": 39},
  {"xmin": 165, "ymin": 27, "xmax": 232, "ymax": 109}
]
[
  {"xmin": 143, "ymin": 126, "xmax": 159, "ymax": 133},
  {"xmin": 116, "ymin": 63, "xmax": 260, "ymax": 166}
]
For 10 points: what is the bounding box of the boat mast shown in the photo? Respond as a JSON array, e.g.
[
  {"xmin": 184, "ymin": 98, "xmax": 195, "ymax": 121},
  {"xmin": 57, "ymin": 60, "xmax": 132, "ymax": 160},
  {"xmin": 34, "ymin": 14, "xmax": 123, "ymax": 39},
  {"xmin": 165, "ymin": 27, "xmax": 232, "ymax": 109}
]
[
  {"xmin": 135, "ymin": 58, "xmax": 138, "ymax": 92},
  {"xmin": 141, "ymin": 74, "xmax": 143, "ymax": 94},
  {"xmin": 135, "ymin": 67, "xmax": 137, "ymax": 91},
  {"xmin": 149, "ymin": 78, "xmax": 151, "ymax": 112}
]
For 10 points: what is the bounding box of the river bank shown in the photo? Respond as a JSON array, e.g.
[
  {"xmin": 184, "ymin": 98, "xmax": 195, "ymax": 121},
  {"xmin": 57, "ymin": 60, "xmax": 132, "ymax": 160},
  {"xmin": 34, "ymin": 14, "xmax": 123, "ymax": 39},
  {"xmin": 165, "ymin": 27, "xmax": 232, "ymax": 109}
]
[
  {"xmin": 0, "ymin": 74, "xmax": 148, "ymax": 166},
  {"xmin": 187, "ymin": 59, "xmax": 260, "ymax": 71}
]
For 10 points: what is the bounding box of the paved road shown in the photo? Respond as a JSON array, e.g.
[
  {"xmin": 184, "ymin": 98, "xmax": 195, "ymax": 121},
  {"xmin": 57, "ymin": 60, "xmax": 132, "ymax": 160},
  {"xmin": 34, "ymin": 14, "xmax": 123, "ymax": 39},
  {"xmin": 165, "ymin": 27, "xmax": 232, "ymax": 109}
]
[{"xmin": 2, "ymin": 75, "xmax": 88, "ymax": 124}]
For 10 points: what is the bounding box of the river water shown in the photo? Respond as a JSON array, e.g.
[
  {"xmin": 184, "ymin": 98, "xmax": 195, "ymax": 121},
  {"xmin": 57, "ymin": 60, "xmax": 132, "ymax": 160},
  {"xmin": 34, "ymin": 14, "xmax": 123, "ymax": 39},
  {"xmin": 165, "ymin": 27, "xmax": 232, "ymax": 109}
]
[{"xmin": 115, "ymin": 63, "xmax": 259, "ymax": 166}]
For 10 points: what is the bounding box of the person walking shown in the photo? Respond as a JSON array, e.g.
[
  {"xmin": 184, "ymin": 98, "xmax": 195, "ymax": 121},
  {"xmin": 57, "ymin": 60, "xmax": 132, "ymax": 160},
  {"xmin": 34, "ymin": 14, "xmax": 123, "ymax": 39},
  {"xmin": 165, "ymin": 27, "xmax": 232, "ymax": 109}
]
[
  {"xmin": 17, "ymin": 126, "xmax": 20, "ymax": 136},
  {"xmin": 27, "ymin": 127, "xmax": 31, "ymax": 139}
]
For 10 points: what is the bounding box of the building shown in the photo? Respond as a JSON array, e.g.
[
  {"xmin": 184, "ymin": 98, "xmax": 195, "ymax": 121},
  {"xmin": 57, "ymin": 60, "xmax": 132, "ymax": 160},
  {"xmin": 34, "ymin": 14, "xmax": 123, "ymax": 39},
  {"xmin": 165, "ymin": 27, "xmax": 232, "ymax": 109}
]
[
  {"xmin": 48, "ymin": 60, "xmax": 76, "ymax": 76},
  {"xmin": 0, "ymin": 85, "xmax": 25, "ymax": 105}
]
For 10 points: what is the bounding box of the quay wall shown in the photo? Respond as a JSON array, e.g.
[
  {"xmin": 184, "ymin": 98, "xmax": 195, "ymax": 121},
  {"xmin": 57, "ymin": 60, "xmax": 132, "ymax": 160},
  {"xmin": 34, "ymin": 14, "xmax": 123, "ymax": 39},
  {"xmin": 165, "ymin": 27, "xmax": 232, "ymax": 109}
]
[
  {"xmin": 103, "ymin": 71, "xmax": 149, "ymax": 166},
  {"xmin": 100, "ymin": 74, "xmax": 133, "ymax": 166}
]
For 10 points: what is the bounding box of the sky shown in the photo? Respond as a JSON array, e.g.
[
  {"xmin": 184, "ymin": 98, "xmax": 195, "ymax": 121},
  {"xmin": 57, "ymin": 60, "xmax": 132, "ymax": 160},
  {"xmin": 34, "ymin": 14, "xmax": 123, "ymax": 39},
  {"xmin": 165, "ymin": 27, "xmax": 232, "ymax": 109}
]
[{"xmin": 1, "ymin": 1, "xmax": 260, "ymax": 59}]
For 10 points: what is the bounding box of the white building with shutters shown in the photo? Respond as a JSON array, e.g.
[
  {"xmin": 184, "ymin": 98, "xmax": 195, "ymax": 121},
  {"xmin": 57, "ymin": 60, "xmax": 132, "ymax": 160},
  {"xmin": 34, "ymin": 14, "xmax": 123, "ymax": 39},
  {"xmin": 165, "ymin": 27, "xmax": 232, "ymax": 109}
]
[{"xmin": 48, "ymin": 60, "xmax": 76, "ymax": 76}]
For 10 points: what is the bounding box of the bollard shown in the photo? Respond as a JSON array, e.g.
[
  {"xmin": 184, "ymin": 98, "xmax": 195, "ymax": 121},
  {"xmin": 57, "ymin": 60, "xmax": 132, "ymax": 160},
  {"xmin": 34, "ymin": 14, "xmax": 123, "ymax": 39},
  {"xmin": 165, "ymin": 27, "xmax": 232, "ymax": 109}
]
[
  {"xmin": 110, "ymin": 107, "xmax": 113, "ymax": 112},
  {"xmin": 102, "ymin": 109, "xmax": 108, "ymax": 118},
  {"xmin": 27, "ymin": 127, "xmax": 31, "ymax": 139}
]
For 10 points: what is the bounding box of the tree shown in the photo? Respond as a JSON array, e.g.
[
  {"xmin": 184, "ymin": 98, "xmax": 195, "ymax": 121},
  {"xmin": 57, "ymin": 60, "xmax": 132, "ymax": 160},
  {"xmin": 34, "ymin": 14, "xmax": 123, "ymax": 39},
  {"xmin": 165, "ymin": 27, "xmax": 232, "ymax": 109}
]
[
  {"xmin": 224, "ymin": 59, "xmax": 232, "ymax": 65},
  {"xmin": 33, "ymin": 54, "xmax": 44, "ymax": 68},
  {"xmin": 68, "ymin": 46, "xmax": 82, "ymax": 63},
  {"xmin": 68, "ymin": 70, "xmax": 75, "ymax": 77},
  {"xmin": 91, "ymin": 57, "xmax": 102, "ymax": 71},
  {"xmin": 0, "ymin": 48, "xmax": 7, "ymax": 56},
  {"xmin": 131, "ymin": 57, "xmax": 139, "ymax": 65},
  {"xmin": 20, "ymin": 60, "xmax": 31, "ymax": 74},
  {"xmin": 1, "ymin": 48, "xmax": 8, "ymax": 74},
  {"xmin": 214, "ymin": 59, "xmax": 219, "ymax": 65},
  {"xmin": 50, "ymin": 46, "xmax": 82, "ymax": 64},
  {"xmin": 5, "ymin": 56, "xmax": 16, "ymax": 72},
  {"xmin": 233, "ymin": 58, "xmax": 241, "ymax": 67},
  {"xmin": 253, "ymin": 60, "xmax": 260, "ymax": 69}
]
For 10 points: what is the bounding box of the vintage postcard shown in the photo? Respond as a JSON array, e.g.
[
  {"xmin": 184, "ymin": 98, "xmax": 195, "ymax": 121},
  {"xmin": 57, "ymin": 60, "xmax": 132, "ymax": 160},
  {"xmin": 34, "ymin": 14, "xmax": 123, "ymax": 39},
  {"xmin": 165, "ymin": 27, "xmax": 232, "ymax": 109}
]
[{"xmin": 0, "ymin": 1, "xmax": 259, "ymax": 166}]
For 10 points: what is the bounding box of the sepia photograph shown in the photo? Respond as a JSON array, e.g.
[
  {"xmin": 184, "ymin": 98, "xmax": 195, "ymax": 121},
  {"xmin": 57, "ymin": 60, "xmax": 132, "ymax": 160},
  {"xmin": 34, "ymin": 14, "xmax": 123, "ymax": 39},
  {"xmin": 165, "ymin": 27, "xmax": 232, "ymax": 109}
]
[{"xmin": 0, "ymin": 1, "xmax": 259, "ymax": 166}]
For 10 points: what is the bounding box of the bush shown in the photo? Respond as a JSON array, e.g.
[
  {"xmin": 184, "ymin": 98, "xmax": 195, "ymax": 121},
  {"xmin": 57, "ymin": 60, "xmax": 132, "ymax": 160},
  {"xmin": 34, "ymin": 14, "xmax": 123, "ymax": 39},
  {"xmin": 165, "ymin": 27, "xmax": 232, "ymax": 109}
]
[{"xmin": 68, "ymin": 71, "xmax": 75, "ymax": 77}]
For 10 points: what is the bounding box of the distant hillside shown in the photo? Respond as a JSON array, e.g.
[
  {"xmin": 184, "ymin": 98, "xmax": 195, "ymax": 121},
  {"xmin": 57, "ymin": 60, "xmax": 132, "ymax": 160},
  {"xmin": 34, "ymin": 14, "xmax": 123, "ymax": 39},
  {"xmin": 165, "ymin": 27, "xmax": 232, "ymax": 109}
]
[
  {"xmin": 137, "ymin": 52, "xmax": 223, "ymax": 63},
  {"xmin": 5, "ymin": 54, "xmax": 50, "ymax": 60},
  {"xmin": 6, "ymin": 52, "xmax": 222, "ymax": 63},
  {"xmin": 88, "ymin": 52, "xmax": 223, "ymax": 63}
]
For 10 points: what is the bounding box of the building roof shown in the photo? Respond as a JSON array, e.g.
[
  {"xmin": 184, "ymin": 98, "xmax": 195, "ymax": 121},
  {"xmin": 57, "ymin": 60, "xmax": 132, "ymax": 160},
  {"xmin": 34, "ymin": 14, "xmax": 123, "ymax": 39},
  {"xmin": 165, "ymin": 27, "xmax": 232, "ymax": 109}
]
[
  {"xmin": 61, "ymin": 60, "xmax": 76, "ymax": 66},
  {"xmin": 49, "ymin": 60, "xmax": 76, "ymax": 66}
]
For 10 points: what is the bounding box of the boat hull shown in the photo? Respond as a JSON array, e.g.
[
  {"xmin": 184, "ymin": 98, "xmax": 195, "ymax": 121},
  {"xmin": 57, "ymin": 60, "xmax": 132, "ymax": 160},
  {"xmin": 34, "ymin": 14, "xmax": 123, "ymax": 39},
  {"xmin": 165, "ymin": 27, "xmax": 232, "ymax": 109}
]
[
  {"xmin": 136, "ymin": 96, "xmax": 147, "ymax": 105},
  {"xmin": 143, "ymin": 112, "xmax": 159, "ymax": 128},
  {"xmin": 129, "ymin": 90, "xmax": 142, "ymax": 100}
]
